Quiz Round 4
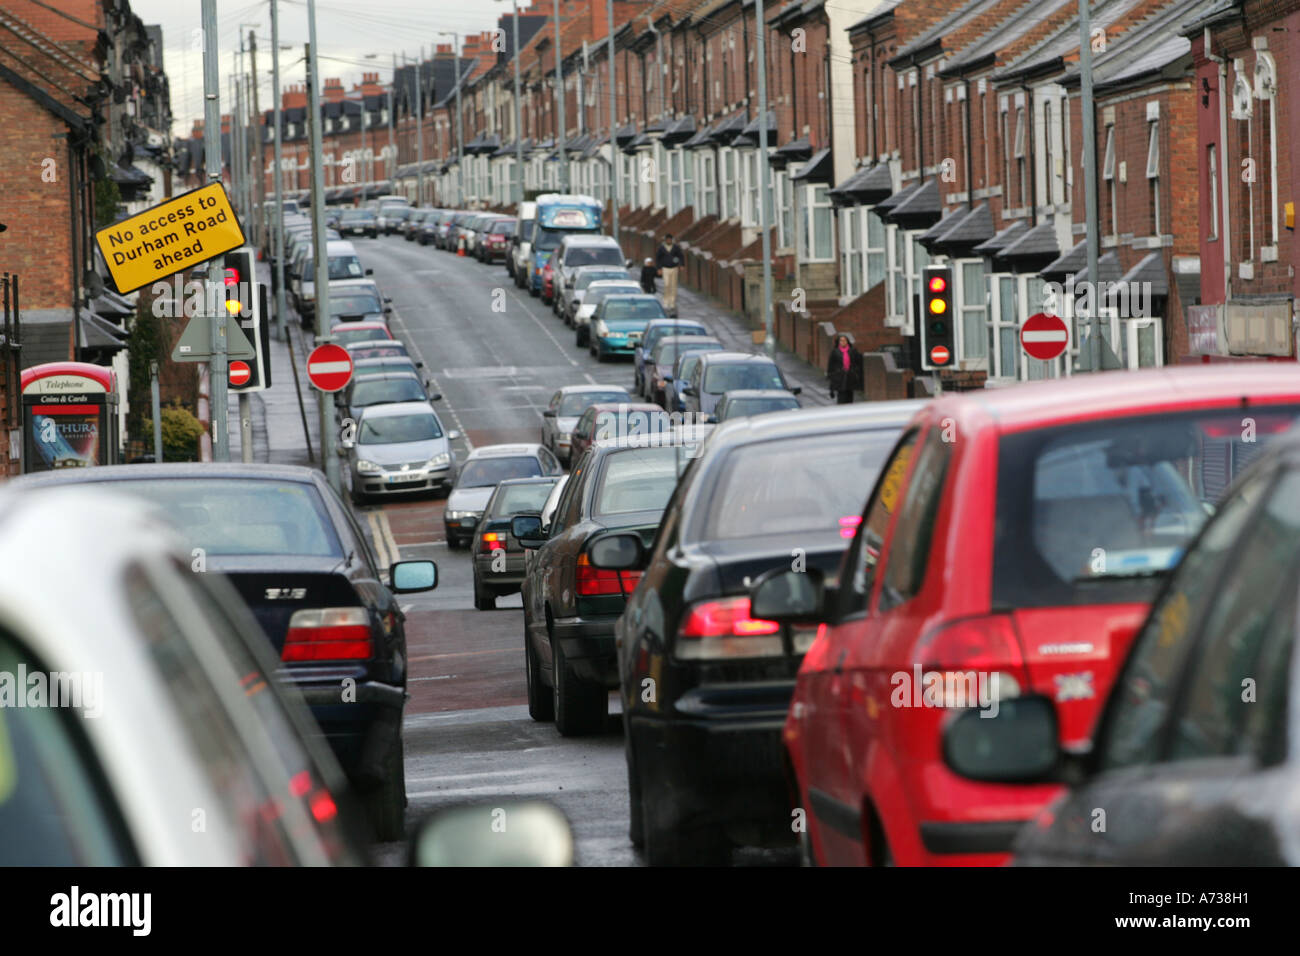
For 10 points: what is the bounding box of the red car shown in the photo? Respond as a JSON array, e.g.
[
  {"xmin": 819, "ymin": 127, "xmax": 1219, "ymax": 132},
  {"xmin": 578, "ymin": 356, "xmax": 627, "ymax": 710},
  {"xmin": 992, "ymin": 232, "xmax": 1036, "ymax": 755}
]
[{"xmin": 751, "ymin": 365, "xmax": 1300, "ymax": 866}]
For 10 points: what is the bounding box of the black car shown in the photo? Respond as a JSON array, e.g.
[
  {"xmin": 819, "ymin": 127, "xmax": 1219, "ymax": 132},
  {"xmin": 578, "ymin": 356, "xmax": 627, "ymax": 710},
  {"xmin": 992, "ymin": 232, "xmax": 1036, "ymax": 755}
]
[
  {"xmin": 513, "ymin": 429, "xmax": 711, "ymax": 736},
  {"xmin": 471, "ymin": 476, "xmax": 563, "ymax": 610},
  {"xmin": 12, "ymin": 463, "xmax": 439, "ymax": 841},
  {"xmin": 339, "ymin": 207, "xmax": 378, "ymax": 238},
  {"xmin": 339, "ymin": 370, "xmax": 438, "ymax": 425},
  {"xmin": 941, "ymin": 425, "xmax": 1300, "ymax": 865},
  {"xmin": 592, "ymin": 402, "xmax": 920, "ymax": 864}
]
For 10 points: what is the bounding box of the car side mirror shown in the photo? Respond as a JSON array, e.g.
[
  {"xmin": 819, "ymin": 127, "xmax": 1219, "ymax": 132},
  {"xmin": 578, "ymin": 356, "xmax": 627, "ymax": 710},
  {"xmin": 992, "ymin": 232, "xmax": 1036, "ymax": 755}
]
[
  {"xmin": 626, "ymin": 259, "xmax": 633, "ymax": 268},
  {"xmin": 340, "ymin": 438, "xmax": 356, "ymax": 450},
  {"xmin": 790, "ymin": 386, "xmax": 803, "ymax": 396},
  {"xmin": 385, "ymin": 306, "xmax": 394, "ymax": 314},
  {"xmin": 429, "ymin": 390, "xmax": 441, "ymax": 400},
  {"xmin": 585, "ymin": 530, "xmax": 646, "ymax": 571},
  {"xmin": 942, "ymin": 695, "xmax": 1060, "ymax": 784},
  {"xmin": 683, "ymin": 386, "xmax": 698, "ymax": 397},
  {"xmin": 365, "ymin": 268, "xmax": 374, "ymax": 275},
  {"xmin": 384, "ymin": 297, "xmax": 393, "ymax": 303},
  {"xmin": 409, "ymin": 800, "xmax": 573, "ymax": 867},
  {"xmin": 448, "ymin": 429, "xmax": 462, "ymax": 441},
  {"xmin": 749, "ymin": 567, "xmax": 826, "ymax": 623},
  {"xmin": 542, "ymin": 409, "xmax": 556, "ymax": 418},
  {"xmin": 416, "ymin": 361, "xmax": 425, "ymax": 369},
  {"xmin": 390, "ymin": 559, "xmax": 438, "ymax": 592},
  {"xmin": 511, "ymin": 513, "xmax": 547, "ymax": 547}
]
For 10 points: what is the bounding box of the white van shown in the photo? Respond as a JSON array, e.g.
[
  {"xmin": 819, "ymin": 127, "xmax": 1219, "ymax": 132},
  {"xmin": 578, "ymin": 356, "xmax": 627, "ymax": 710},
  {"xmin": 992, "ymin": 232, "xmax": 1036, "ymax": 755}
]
[
  {"xmin": 295, "ymin": 239, "xmax": 370, "ymax": 321},
  {"xmin": 510, "ymin": 200, "xmax": 538, "ymax": 287}
]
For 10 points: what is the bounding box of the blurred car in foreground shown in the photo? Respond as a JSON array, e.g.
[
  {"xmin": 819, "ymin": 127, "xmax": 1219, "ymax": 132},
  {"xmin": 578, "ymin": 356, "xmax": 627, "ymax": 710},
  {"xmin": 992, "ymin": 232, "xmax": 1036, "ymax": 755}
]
[
  {"xmin": 945, "ymin": 421, "xmax": 1300, "ymax": 865},
  {"xmin": 11, "ymin": 465, "xmax": 442, "ymax": 842},
  {"xmin": 711, "ymin": 388, "xmax": 802, "ymax": 423},
  {"xmin": 345, "ymin": 401, "xmax": 460, "ymax": 504},
  {"xmin": 444, "ymin": 443, "xmax": 564, "ymax": 548},
  {"xmin": 514, "ymin": 428, "xmax": 712, "ymax": 736},
  {"xmin": 541, "ymin": 385, "xmax": 634, "ymax": 466},
  {"xmin": 471, "ymin": 476, "xmax": 564, "ymax": 610},
  {"xmin": 756, "ymin": 364, "xmax": 1300, "ymax": 866},
  {"xmin": 595, "ymin": 401, "xmax": 919, "ymax": 864},
  {"xmin": 0, "ymin": 486, "xmax": 371, "ymax": 864}
]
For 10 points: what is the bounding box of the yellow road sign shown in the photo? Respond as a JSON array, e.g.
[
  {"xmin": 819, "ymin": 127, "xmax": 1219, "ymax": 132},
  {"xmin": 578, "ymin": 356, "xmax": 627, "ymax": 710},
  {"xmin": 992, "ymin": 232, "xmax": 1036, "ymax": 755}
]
[{"xmin": 95, "ymin": 182, "xmax": 245, "ymax": 294}]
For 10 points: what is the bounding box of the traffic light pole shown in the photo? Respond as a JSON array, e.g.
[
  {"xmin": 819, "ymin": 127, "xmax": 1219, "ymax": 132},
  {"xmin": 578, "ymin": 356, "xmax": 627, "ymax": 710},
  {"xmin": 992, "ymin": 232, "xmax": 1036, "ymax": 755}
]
[{"xmin": 202, "ymin": 0, "xmax": 229, "ymax": 461}]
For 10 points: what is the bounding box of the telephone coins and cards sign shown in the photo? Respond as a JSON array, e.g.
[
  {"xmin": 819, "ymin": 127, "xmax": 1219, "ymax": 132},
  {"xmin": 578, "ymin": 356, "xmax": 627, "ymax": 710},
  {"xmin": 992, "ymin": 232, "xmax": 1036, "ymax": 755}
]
[
  {"xmin": 1020, "ymin": 312, "xmax": 1070, "ymax": 361},
  {"xmin": 95, "ymin": 182, "xmax": 245, "ymax": 294},
  {"xmin": 307, "ymin": 344, "xmax": 353, "ymax": 393}
]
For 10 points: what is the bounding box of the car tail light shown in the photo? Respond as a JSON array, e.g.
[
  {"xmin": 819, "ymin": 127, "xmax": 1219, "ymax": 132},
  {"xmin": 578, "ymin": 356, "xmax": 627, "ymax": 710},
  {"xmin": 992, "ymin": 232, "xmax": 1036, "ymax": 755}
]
[
  {"xmin": 282, "ymin": 607, "xmax": 373, "ymax": 661},
  {"xmin": 838, "ymin": 514, "xmax": 861, "ymax": 539},
  {"xmin": 575, "ymin": 552, "xmax": 640, "ymax": 596},
  {"xmin": 676, "ymin": 595, "xmax": 782, "ymax": 660},
  {"xmin": 910, "ymin": 615, "xmax": 1029, "ymax": 707},
  {"xmin": 479, "ymin": 531, "xmax": 508, "ymax": 553}
]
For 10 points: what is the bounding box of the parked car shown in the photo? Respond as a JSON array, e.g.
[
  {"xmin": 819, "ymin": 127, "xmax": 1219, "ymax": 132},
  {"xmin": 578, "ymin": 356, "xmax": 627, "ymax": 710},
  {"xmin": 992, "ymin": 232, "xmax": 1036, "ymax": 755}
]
[
  {"xmin": 478, "ymin": 217, "xmax": 516, "ymax": 263},
  {"xmin": 346, "ymin": 339, "xmax": 412, "ymax": 362},
  {"xmin": 471, "ymin": 476, "xmax": 564, "ymax": 610},
  {"xmin": 444, "ymin": 443, "xmax": 564, "ymax": 548},
  {"xmin": 351, "ymin": 355, "xmax": 426, "ymax": 380},
  {"xmin": 338, "ymin": 207, "xmax": 378, "ymax": 238},
  {"xmin": 0, "ymin": 485, "xmax": 372, "ymax": 863},
  {"xmin": 648, "ymin": 336, "xmax": 724, "ymax": 410},
  {"xmin": 340, "ymin": 371, "xmax": 439, "ymax": 425},
  {"xmin": 326, "ymin": 286, "xmax": 389, "ymax": 324},
  {"xmin": 551, "ymin": 235, "xmax": 628, "ymax": 314},
  {"xmin": 593, "ymin": 401, "xmax": 920, "ymax": 864},
  {"xmin": 378, "ymin": 205, "xmax": 411, "ymax": 235},
  {"xmin": 510, "ymin": 201, "xmax": 538, "ymax": 286},
  {"xmin": 943, "ymin": 420, "xmax": 1300, "ymax": 865},
  {"xmin": 634, "ymin": 320, "xmax": 709, "ymax": 397},
  {"xmin": 541, "ymin": 385, "xmax": 634, "ymax": 466},
  {"xmin": 513, "ymin": 428, "xmax": 712, "ymax": 735},
  {"xmin": 589, "ymin": 294, "xmax": 667, "ymax": 361},
  {"xmin": 754, "ymin": 364, "xmax": 1300, "ymax": 866},
  {"xmin": 419, "ymin": 209, "xmax": 450, "ymax": 246},
  {"xmin": 711, "ymin": 388, "xmax": 802, "ymax": 423},
  {"xmin": 567, "ymin": 401, "xmax": 667, "ymax": 465},
  {"xmin": 682, "ymin": 351, "xmax": 799, "ymax": 420},
  {"xmin": 295, "ymin": 239, "xmax": 370, "ymax": 320},
  {"xmin": 345, "ymin": 401, "xmax": 460, "ymax": 504},
  {"xmin": 403, "ymin": 208, "xmax": 433, "ymax": 240},
  {"xmin": 563, "ymin": 266, "xmax": 633, "ymax": 326},
  {"xmin": 12, "ymin": 465, "xmax": 442, "ymax": 842},
  {"xmin": 573, "ymin": 280, "xmax": 642, "ymax": 346}
]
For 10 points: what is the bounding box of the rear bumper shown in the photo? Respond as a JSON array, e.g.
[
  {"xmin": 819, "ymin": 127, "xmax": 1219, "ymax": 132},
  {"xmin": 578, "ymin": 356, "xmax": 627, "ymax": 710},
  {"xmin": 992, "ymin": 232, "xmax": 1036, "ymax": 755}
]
[
  {"xmin": 595, "ymin": 340, "xmax": 636, "ymax": 356},
  {"xmin": 473, "ymin": 553, "xmax": 527, "ymax": 587},
  {"xmin": 289, "ymin": 678, "xmax": 406, "ymax": 786},
  {"xmin": 630, "ymin": 680, "xmax": 796, "ymax": 842},
  {"xmin": 551, "ymin": 613, "xmax": 620, "ymax": 686}
]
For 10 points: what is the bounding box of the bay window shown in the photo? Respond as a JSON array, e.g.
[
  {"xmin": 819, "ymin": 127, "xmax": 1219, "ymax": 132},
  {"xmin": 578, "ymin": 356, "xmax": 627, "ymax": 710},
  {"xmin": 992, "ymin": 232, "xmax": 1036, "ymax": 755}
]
[{"xmin": 795, "ymin": 184, "xmax": 834, "ymax": 263}]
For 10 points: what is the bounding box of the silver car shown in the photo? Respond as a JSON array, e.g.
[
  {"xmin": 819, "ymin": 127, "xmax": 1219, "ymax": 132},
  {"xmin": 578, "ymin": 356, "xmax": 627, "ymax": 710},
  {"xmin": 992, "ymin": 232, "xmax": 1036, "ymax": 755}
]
[
  {"xmin": 573, "ymin": 279, "xmax": 643, "ymax": 346},
  {"xmin": 540, "ymin": 384, "xmax": 633, "ymax": 465},
  {"xmin": 345, "ymin": 400, "xmax": 460, "ymax": 504},
  {"xmin": 443, "ymin": 443, "xmax": 564, "ymax": 548}
]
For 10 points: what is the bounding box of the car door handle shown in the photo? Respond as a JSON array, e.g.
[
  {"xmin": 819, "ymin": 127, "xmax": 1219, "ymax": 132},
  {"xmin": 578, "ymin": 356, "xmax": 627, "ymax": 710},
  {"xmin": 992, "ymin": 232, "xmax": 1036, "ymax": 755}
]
[{"xmin": 834, "ymin": 649, "xmax": 846, "ymax": 675}]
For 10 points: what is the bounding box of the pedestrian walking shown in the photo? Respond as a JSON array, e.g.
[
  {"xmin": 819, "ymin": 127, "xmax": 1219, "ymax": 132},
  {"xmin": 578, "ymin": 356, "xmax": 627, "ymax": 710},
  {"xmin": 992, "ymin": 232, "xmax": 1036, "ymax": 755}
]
[
  {"xmin": 656, "ymin": 233, "xmax": 685, "ymax": 316},
  {"xmin": 827, "ymin": 334, "xmax": 864, "ymax": 404},
  {"xmin": 640, "ymin": 257, "xmax": 658, "ymax": 295}
]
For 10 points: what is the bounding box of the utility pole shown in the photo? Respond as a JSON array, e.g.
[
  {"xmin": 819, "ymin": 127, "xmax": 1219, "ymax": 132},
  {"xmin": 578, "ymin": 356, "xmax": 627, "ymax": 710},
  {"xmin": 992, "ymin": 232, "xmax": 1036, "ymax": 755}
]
[
  {"xmin": 249, "ymin": 29, "xmax": 265, "ymax": 247},
  {"xmin": 416, "ymin": 48, "xmax": 425, "ymax": 206},
  {"xmin": 307, "ymin": 12, "xmax": 340, "ymax": 492},
  {"xmin": 440, "ymin": 32, "xmax": 466, "ymax": 206},
  {"xmin": 389, "ymin": 54, "xmax": 397, "ymax": 186},
  {"xmin": 553, "ymin": 0, "xmax": 568, "ymax": 191},
  {"xmin": 1079, "ymin": 0, "xmax": 1101, "ymax": 372},
  {"xmin": 202, "ymin": 0, "xmax": 229, "ymax": 460},
  {"xmin": 607, "ymin": 0, "xmax": 618, "ymax": 237},
  {"xmin": 511, "ymin": 0, "xmax": 524, "ymax": 205},
  {"xmin": 271, "ymin": 0, "xmax": 288, "ymax": 343},
  {"xmin": 755, "ymin": 0, "xmax": 774, "ymax": 356}
]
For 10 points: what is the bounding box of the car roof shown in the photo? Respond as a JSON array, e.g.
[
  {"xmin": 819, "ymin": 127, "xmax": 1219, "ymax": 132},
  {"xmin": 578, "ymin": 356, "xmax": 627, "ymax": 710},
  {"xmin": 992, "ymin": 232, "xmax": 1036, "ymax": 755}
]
[
  {"xmin": 331, "ymin": 321, "xmax": 388, "ymax": 330},
  {"xmin": 495, "ymin": 476, "xmax": 562, "ymax": 487},
  {"xmin": 10, "ymin": 460, "xmax": 323, "ymax": 488},
  {"xmin": 465, "ymin": 443, "xmax": 546, "ymax": 459},
  {"xmin": 646, "ymin": 318, "xmax": 707, "ymax": 330},
  {"xmin": 585, "ymin": 402, "xmax": 662, "ymax": 413},
  {"xmin": 326, "ymin": 239, "xmax": 359, "ymax": 253},
  {"xmin": 699, "ymin": 350, "xmax": 775, "ymax": 365},
  {"xmin": 359, "ymin": 400, "xmax": 437, "ymax": 419},
  {"xmin": 706, "ymin": 400, "xmax": 925, "ymax": 448},
  {"xmin": 656, "ymin": 335, "xmax": 721, "ymax": 349},
  {"xmin": 720, "ymin": 389, "xmax": 800, "ymax": 400},
  {"xmin": 602, "ymin": 294, "xmax": 659, "ymax": 302},
  {"xmin": 563, "ymin": 235, "xmax": 619, "ymax": 245},
  {"xmin": 556, "ymin": 384, "xmax": 632, "ymax": 394},
  {"xmin": 588, "ymin": 279, "xmax": 640, "ymax": 287},
  {"xmin": 930, "ymin": 364, "xmax": 1300, "ymax": 435},
  {"xmin": 352, "ymin": 371, "xmax": 420, "ymax": 383},
  {"xmin": 591, "ymin": 424, "xmax": 715, "ymax": 452},
  {"xmin": 575, "ymin": 265, "xmax": 627, "ymax": 274}
]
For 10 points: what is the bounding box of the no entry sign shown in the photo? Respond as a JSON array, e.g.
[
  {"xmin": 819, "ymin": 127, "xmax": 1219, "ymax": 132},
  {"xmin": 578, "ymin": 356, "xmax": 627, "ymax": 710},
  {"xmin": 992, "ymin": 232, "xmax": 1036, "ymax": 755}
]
[
  {"xmin": 228, "ymin": 360, "xmax": 251, "ymax": 386},
  {"xmin": 1020, "ymin": 312, "xmax": 1069, "ymax": 361},
  {"xmin": 929, "ymin": 345, "xmax": 951, "ymax": 366},
  {"xmin": 307, "ymin": 343, "xmax": 353, "ymax": 393}
]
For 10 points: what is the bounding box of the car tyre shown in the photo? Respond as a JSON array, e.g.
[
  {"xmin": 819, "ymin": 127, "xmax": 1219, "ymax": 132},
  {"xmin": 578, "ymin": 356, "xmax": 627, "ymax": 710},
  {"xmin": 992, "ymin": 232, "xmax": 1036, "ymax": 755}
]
[
  {"xmin": 641, "ymin": 782, "xmax": 728, "ymax": 867},
  {"xmin": 551, "ymin": 634, "xmax": 605, "ymax": 737},
  {"xmin": 363, "ymin": 731, "xmax": 406, "ymax": 842},
  {"xmin": 525, "ymin": 630, "xmax": 554, "ymax": 722},
  {"xmin": 625, "ymin": 726, "xmax": 645, "ymax": 848},
  {"xmin": 473, "ymin": 573, "xmax": 496, "ymax": 611}
]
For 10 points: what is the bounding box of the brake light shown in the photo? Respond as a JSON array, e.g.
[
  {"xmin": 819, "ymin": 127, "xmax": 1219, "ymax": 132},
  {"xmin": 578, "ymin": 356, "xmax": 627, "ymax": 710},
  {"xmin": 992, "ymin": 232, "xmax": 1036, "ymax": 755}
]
[
  {"xmin": 479, "ymin": 531, "xmax": 508, "ymax": 553},
  {"xmin": 676, "ymin": 596, "xmax": 782, "ymax": 660},
  {"xmin": 910, "ymin": 615, "xmax": 1029, "ymax": 706},
  {"xmin": 575, "ymin": 552, "xmax": 640, "ymax": 596},
  {"xmin": 838, "ymin": 514, "xmax": 862, "ymax": 539},
  {"xmin": 282, "ymin": 607, "xmax": 373, "ymax": 661}
]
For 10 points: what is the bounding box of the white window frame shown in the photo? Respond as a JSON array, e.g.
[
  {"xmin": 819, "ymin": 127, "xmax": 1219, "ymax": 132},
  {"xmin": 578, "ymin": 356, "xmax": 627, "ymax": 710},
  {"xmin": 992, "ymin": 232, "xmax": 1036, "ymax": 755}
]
[
  {"xmin": 741, "ymin": 150, "xmax": 759, "ymax": 228},
  {"xmin": 655, "ymin": 140, "xmax": 668, "ymax": 209},
  {"xmin": 865, "ymin": 208, "xmax": 886, "ymax": 292},
  {"xmin": 777, "ymin": 169, "xmax": 794, "ymax": 249},
  {"xmin": 839, "ymin": 208, "xmax": 862, "ymax": 299},
  {"xmin": 796, "ymin": 183, "xmax": 835, "ymax": 265},
  {"xmin": 955, "ymin": 258, "xmax": 987, "ymax": 367},
  {"xmin": 698, "ymin": 151, "xmax": 717, "ymax": 217},
  {"xmin": 669, "ymin": 148, "xmax": 683, "ymax": 214},
  {"xmin": 721, "ymin": 147, "xmax": 738, "ymax": 219},
  {"xmin": 1207, "ymin": 143, "xmax": 1219, "ymax": 241},
  {"xmin": 1102, "ymin": 125, "xmax": 1116, "ymax": 237},
  {"xmin": 886, "ymin": 222, "xmax": 906, "ymax": 326},
  {"xmin": 1146, "ymin": 120, "xmax": 1160, "ymax": 237},
  {"xmin": 681, "ymin": 147, "xmax": 694, "ymax": 210}
]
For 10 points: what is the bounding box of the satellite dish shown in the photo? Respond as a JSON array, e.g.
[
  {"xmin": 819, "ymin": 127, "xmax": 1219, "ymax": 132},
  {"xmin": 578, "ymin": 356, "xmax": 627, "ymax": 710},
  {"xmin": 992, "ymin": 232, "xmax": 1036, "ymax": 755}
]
[{"xmin": 84, "ymin": 270, "xmax": 105, "ymax": 298}]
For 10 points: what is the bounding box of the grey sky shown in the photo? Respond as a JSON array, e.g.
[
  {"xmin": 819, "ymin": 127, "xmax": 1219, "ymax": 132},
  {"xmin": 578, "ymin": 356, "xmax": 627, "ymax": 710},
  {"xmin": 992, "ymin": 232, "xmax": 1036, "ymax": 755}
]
[{"xmin": 128, "ymin": 0, "xmax": 535, "ymax": 136}]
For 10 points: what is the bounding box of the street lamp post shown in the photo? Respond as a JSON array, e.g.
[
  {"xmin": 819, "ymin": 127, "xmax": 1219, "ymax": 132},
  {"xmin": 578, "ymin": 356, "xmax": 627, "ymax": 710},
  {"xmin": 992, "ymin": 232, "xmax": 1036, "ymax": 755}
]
[
  {"xmin": 496, "ymin": 0, "xmax": 525, "ymax": 206},
  {"xmin": 607, "ymin": 0, "xmax": 618, "ymax": 237},
  {"xmin": 553, "ymin": 0, "xmax": 567, "ymax": 192},
  {"xmin": 439, "ymin": 32, "xmax": 466, "ymax": 207}
]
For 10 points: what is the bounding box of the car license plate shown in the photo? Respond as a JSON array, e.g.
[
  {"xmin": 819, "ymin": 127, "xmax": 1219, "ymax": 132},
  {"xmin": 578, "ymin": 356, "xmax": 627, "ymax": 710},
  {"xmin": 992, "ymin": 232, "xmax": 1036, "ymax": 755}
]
[{"xmin": 387, "ymin": 473, "xmax": 422, "ymax": 483}]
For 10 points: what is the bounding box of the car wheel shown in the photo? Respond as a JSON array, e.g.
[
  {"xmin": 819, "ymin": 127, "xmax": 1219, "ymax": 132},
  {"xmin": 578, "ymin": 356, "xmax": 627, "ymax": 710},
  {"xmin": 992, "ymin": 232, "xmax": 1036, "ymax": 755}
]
[
  {"xmin": 552, "ymin": 634, "xmax": 605, "ymax": 737},
  {"xmin": 575, "ymin": 327, "xmax": 586, "ymax": 347},
  {"xmin": 641, "ymin": 781, "xmax": 728, "ymax": 866},
  {"xmin": 529, "ymin": 286, "xmax": 539, "ymax": 298},
  {"xmin": 525, "ymin": 629, "xmax": 554, "ymax": 722},
  {"xmin": 363, "ymin": 731, "xmax": 406, "ymax": 842},
  {"xmin": 473, "ymin": 573, "xmax": 496, "ymax": 611}
]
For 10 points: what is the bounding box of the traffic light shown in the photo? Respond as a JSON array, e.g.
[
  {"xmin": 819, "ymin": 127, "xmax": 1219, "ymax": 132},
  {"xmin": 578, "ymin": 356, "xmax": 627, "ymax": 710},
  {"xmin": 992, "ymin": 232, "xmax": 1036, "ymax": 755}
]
[
  {"xmin": 223, "ymin": 247, "xmax": 271, "ymax": 392},
  {"xmin": 920, "ymin": 265, "xmax": 954, "ymax": 370}
]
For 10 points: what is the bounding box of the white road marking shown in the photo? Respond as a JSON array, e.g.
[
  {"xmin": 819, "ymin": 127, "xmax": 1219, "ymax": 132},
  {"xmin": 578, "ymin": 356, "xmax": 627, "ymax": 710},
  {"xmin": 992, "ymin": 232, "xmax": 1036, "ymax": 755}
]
[
  {"xmin": 379, "ymin": 509, "xmax": 401, "ymax": 563},
  {"xmin": 365, "ymin": 511, "xmax": 391, "ymax": 569}
]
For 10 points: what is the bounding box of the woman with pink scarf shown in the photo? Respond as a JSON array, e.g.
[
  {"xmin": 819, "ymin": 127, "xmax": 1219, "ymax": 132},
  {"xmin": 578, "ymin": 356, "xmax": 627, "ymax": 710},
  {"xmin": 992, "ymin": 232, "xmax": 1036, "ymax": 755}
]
[{"xmin": 826, "ymin": 334, "xmax": 863, "ymax": 404}]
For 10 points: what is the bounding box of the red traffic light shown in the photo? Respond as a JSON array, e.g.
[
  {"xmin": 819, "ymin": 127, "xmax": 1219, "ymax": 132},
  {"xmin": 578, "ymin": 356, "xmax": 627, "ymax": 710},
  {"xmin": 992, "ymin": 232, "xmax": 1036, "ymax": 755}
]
[
  {"xmin": 928, "ymin": 275, "xmax": 947, "ymax": 293},
  {"xmin": 224, "ymin": 267, "xmax": 240, "ymax": 287}
]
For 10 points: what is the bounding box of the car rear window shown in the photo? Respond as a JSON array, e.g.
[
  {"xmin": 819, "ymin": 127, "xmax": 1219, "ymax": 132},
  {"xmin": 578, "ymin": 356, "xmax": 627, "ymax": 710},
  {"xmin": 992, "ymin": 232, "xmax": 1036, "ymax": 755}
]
[
  {"xmin": 605, "ymin": 299, "xmax": 665, "ymax": 321},
  {"xmin": 459, "ymin": 456, "xmax": 543, "ymax": 487},
  {"xmin": 593, "ymin": 445, "xmax": 684, "ymax": 516},
  {"xmin": 101, "ymin": 479, "xmax": 342, "ymax": 557},
  {"xmin": 697, "ymin": 431, "xmax": 899, "ymax": 541},
  {"xmin": 577, "ymin": 271, "xmax": 628, "ymax": 291},
  {"xmin": 351, "ymin": 379, "xmax": 424, "ymax": 407},
  {"xmin": 493, "ymin": 481, "xmax": 559, "ymax": 515},
  {"xmin": 703, "ymin": 362, "xmax": 785, "ymax": 394},
  {"xmin": 993, "ymin": 405, "xmax": 1300, "ymax": 608},
  {"xmin": 565, "ymin": 246, "xmax": 624, "ymax": 268},
  {"xmin": 327, "ymin": 255, "xmax": 364, "ymax": 279},
  {"xmin": 333, "ymin": 326, "xmax": 389, "ymax": 346},
  {"xmin": 559, "ymin": 390, "xmax": 628, "ymax": 416},
  {"xmin": 723, "ymin": 397, "xmax": 800, "ymax": 419}
]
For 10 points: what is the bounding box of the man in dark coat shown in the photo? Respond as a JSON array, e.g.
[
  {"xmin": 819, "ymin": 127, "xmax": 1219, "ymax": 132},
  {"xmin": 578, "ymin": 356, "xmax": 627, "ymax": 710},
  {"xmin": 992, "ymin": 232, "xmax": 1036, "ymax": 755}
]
[
  {"xmin": 655, "ymin": 233, "xmax": 685, "ymax": 316},
  {"xmin": 827, "ymin": 334, "xmax": 864, "ymax": 404}
]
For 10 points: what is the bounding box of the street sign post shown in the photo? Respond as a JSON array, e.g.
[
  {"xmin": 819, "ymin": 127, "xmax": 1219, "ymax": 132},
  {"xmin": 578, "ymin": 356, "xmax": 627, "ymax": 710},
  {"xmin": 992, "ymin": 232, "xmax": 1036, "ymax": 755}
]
[
  {"xmin": 94, "ymin": 182, "xmax": 245, "ymax": 295},
  {"xmin": 1020, "ymin": 312, "xmax": 1070, "ymax": 362},
  {"xmin": 306, "ymin": 343, "xmax": 353, "ymax": 393}
]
